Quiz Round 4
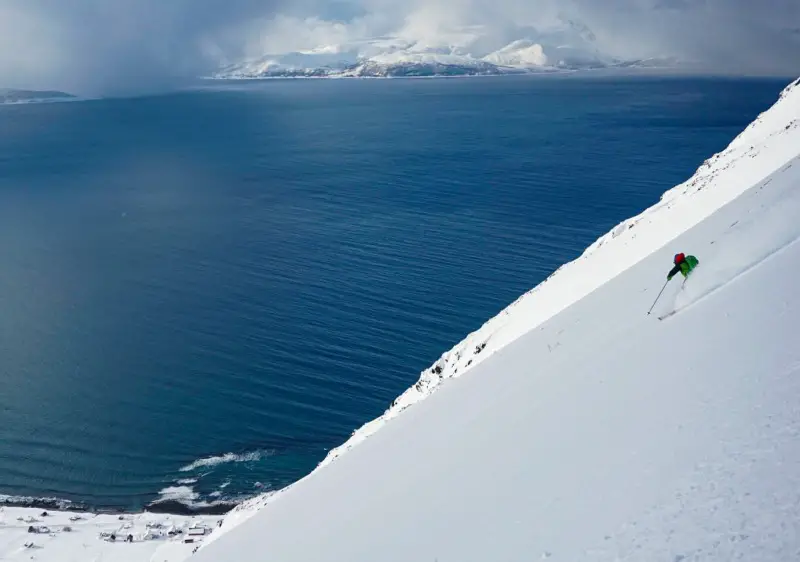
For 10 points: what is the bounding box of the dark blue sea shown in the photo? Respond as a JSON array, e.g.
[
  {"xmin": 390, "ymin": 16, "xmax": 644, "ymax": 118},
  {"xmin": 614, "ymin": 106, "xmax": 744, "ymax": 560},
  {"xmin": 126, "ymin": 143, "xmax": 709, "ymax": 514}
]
[{"xmin": 0, "ymin": 75, "xmax": 789, "ymax": 512}]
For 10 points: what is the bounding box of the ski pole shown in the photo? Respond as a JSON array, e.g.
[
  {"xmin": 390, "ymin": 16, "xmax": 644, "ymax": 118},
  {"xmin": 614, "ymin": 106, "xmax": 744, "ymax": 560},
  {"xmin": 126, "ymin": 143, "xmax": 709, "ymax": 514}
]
[{"xmin": 647, "ymin": 279, "xmax": 669, "ymax": 315}]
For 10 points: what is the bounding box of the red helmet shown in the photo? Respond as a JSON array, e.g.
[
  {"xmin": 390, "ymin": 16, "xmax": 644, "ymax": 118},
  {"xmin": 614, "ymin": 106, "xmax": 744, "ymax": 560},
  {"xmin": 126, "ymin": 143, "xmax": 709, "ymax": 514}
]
[{"xmin": 674, "ymin": 253, "xmax": 685, "ymax": 264}]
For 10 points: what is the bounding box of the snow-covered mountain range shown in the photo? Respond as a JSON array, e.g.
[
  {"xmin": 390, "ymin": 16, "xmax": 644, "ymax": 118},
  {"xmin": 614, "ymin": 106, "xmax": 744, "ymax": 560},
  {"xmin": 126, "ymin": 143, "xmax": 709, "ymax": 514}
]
[
  {"xmin": 214, "ymin": 44, "xmax": 675, "ymax": 79},
  {"xmin": 215, "ymin": 47, "xmax": 675, "ymax": 79},
  {"xmin": 214, "ymin": 19, "xmax": 678, "ymax": 79}
]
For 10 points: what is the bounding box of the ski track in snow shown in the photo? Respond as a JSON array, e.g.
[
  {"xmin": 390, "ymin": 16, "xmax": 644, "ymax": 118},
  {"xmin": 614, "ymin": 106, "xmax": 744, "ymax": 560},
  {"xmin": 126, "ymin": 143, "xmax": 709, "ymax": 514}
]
[
  {"xmin": 192, "ymin": 78, "xmax": 800, "ymax": 557},
  {"xmin": 660, "ymin": 234, "xmax": 800, "ymax": 321},
  {"xmin": 656, "ymin": 153, "xmax": 800, "ymax": 320}
]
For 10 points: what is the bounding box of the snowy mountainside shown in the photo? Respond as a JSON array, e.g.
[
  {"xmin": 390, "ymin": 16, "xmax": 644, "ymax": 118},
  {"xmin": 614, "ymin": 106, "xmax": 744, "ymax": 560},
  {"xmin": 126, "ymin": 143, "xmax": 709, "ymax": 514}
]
[
  {"xmin": 214, "ymin": 45, "xmax": 541, "ymax": 79},
  {"xmin": 482, "ymin": 40, "xmax": 548, "ymax": 67},
  {"xmin": 339, "ymin": 56, "xmax": 516, "ymax": 78},
  {"xmin": 213, "ymin": 46, "xmax": 659, "ymax": 79},
  {"xmin": 192, "ymin": 79, "xmax": 800, "ymax": 561}
]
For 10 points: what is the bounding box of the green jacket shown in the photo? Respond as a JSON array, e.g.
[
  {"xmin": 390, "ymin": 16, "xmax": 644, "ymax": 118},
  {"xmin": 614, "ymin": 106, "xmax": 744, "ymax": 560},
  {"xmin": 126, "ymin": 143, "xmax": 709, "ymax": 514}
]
[{"xmin": 668, "ymin": 255, "xmax": 699, "ymax": 280}]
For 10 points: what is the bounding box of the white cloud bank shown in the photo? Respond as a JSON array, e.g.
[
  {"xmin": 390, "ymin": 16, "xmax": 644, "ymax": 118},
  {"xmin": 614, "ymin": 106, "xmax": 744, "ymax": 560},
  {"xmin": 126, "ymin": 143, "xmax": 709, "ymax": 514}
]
[{"xmin": 0, "ymin": 0, "xmax": 797, "ymax": 94}]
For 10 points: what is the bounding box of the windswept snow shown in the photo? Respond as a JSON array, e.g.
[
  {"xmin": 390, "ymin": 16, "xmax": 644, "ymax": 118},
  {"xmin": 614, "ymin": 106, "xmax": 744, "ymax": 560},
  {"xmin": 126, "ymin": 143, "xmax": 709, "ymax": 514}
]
[{"xmin": 191, "ymin": 77, "xmax": 800, "ymax": 561}]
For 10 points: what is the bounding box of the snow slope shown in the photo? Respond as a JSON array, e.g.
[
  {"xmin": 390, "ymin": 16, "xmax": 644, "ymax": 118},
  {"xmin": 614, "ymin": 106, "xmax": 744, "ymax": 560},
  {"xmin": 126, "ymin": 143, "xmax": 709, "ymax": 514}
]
[{"xmin": 192, "ymin": 77, "xmax": 800, "ymax": 561}]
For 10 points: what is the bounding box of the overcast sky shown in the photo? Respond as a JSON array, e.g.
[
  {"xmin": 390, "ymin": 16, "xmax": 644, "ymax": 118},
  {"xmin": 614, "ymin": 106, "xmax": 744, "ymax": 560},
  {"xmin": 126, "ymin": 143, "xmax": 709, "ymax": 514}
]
[{"xmin": 0, "ymin": 0, "xmax": 797, "ymax": 95}]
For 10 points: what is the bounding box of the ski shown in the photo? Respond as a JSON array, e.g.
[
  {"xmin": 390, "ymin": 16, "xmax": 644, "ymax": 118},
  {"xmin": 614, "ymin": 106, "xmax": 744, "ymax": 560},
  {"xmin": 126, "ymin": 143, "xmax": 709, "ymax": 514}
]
[{"xmin": 658, "ymin": 310, "xmax": 678, "ymax": 321}]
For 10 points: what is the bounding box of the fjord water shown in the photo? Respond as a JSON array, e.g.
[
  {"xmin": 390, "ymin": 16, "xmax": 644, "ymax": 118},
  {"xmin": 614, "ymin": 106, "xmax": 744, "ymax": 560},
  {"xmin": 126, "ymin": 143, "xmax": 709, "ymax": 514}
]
[{"xmin": 0, "ymin": 76, "xmax": 788, "ymax": 511}]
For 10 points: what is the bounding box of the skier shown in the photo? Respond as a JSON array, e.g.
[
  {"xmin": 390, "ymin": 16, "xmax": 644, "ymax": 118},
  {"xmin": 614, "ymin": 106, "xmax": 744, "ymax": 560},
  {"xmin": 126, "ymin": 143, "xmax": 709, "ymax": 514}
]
[
  {"xmin": 647, "ymin": 252, "xmax": 701, "ymax": 316},
  {"xmin": 667, "ymin": 252, "xmax": 699, "ymax": 281}
]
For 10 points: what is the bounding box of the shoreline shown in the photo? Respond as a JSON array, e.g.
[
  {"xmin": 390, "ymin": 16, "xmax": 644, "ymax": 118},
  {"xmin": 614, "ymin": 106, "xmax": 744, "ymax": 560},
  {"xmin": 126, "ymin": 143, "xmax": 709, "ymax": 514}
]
[{"xmin": 0, "ymin": 495, "xmax": 240, "ymax": 517}]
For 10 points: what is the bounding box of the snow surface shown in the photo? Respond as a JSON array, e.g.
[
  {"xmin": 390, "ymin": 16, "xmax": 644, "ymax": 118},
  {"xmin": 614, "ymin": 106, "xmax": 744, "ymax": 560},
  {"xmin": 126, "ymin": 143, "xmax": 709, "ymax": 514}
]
[
  {"xmin": 189, "ymin": 77, "xmax": 800, "ymax": 561},
  {"xmin": 0, "ymin": 506, "xmax": 221, "ymax": 562}
]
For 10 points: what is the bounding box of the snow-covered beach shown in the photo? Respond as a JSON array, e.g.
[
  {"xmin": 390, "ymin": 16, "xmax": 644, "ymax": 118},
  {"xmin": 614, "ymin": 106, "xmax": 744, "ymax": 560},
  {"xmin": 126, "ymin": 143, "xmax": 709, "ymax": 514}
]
[{"xmin": 0, "ymin": 506, "xmax": 221, "ymax": 562}]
